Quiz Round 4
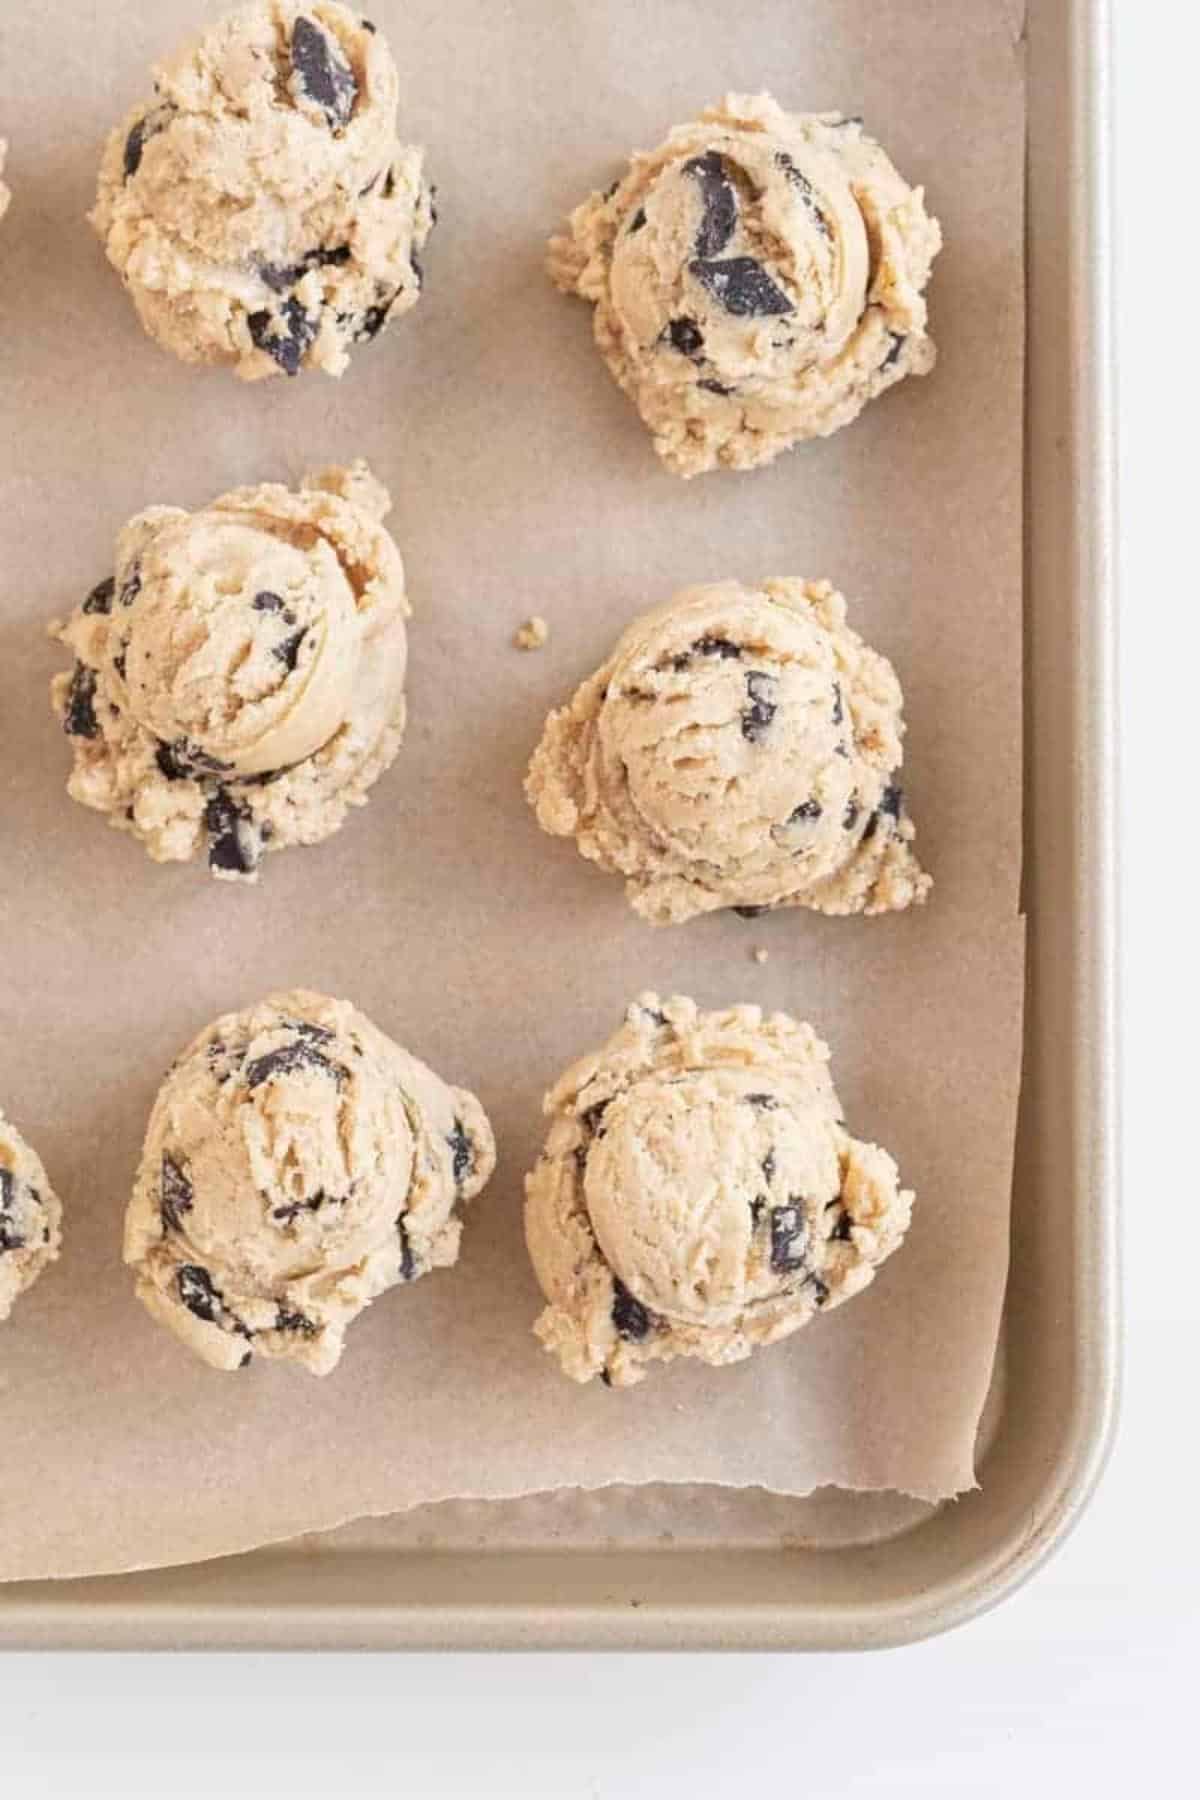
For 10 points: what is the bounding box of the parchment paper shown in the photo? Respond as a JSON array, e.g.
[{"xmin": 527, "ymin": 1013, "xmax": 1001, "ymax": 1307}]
[{"xmin": 0, "ymin": 0, "xmax": 1026, "ymax": 1582}]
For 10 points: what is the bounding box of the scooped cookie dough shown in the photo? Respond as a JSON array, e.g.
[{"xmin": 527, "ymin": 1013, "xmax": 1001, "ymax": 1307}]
[
  {"xmin": 90, "ymin": 2, "xmax": 434, "ymax": 379},
  {"xmin": 526, "ymin": 577, "xmax": 930, "ymax": 924},
  {"xmin": 1, "ymin": 1111, "xmax": 63, "ymax": 1325},
  {"xmin": 548, "ymin": 93, "xmax": 941, "ymax": 476},
  {"xmin": 51, "ymin": 461, "xmax": 409, "ymax": 882},
  {"xmin": 526, "ymin": 994, "xmax": 913, "ymax": 1387},
  {"xmin": 125, "ymin": 990, "xmax": 495, "ymax": 1374}
]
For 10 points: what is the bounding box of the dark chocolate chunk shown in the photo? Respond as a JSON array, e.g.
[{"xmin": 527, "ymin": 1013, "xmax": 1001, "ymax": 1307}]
[
  {"xmin": 769, "ymin": 1203, "xmax": 808, "ymax": 1273},
  {"xmin": 362, "ymin": 17, "xmax": 376, "ymax": 32},
  {"xmin": 397, "ymin": 1218, "xmax": 416, "ymax": 1282},
  {"xmin": 290, "ymin": 15, "xmax": 358, "ymax": 129},
  {"xmin": 628, "ymin": 206, "xmax": 647, "ymax": 234},
  {"xmin": 248, "ymin": 297, "xmax": 317, "ymax": 377},
  {"xmin": 809, "ymin": 1274, "xmax": 831, "ymax": 1306},
  {"xmin": 741, "ymin": 671, "xmax": 778, "ymax": 743},
  {"xmin": 762, "ymin": 1149, "xmax": 777, "ymax": 1185},
  {"xmin": 832, "ymin": 681, "xmax": 844, "ymax": 726},
  {"xmin": 667, "ymin": 316, "xmax": 704, "ymax": 356},
  {"xmin": 611, "ymin": 1277, "xmax": 652, "ymax": 1341},
  {"xmin": 880, "ymin": 783, "xmax": 903, "ymax": 819},
  {"xmin": 253, "ymin": 590, "xmax": 284, "ymax": 612},
  {"xmin": 0, "ymin": 1167, "xmax": 26, "ymax": 1252},
  {"xmin": 245, "ymin": 1033, "xmax": 340, "ymax": 1091},
  {"xmin": 881, "ymin": 332, "xmax": 907, "ymax": 370},
  {"xmin": 382, "ymin": 166, "xmax": 397, "ymax": 200},
  {"xmin": 258, "ymin": 245, "xmax": 351, "ymax": 294},
  {"xmin": 600, "ymin": 1368, "xmax": 614, "ymax": 1388},
  {"xmin": 639, "ymin": 1004, "xmax": 669, "ymax": 1027},
  {"xmin": 830, "ymin": 1209, "xmax": 853, "ymax": 1242},
  {"xmin": 690, "ymin": 256, "xmax": 794, "ymax": 318},
  {"xmin": 683, "ymin": 150, "xmax": 738, "ymax": 259},
  {"xmin": 843, "ymin": 797, "xmax": 860, "ymax": 831},
  {"xmin": 112, "ymin": 651, "xmax": 127, "ymax": 681},
  {"xmin": 204, "ymin": 789, "xmax": 259, "ymax": 877},
  {"xmin": 354, "ymin": 287, "xmax": 402, "ymax": 341},
  {"xmin": 773, "ymin": 151, "xmax": 831, "ymax": 239},
  {"xmin": 860, "ymin": 810, "xmax": 880, "ymax": 844},
  {"xmin": 603, "ymin": 179, "xmax": 620, "ymax": 201},
  {"xmin": 698, "ymin": 378, "xmax": 733, "ymax": 396},
  {"xmin": 447, "ymin": 1119, "xmax": 473, "ymax": 1186},
  {"xmin": 82, "ymin": 576, "xmax": 115, "ymax": 616},
  {"xmin": 695, "ymin": 634, "xmax": 742, "ymax": 660},
  {"xmin": 155, "ymin": 737, "xmax": 230, "ymax": 781},
  {"xmin": 745, "ymin": 1092, "xmax": 778, "ymax": 1110},
  {"xmin": 176, "ymin": 1263, "xmax": 223, "ymax": 1324},
  {"xmin": 732, "ymin": 905, "xmax": 768, "ymax": 919},
  {"xmin": 276, "ymin": 1307, "xmax": 319, "ymax": 1335},
  {"xmin": 788, "ymin": 798, "xmax": 822, "ymax": 824},
  {"xmin": 273, "ymin": 628, "xmax": 307, "ymax": 672},
  {"xmin": 271, "ymin": 1192, "xmax": 327, "ymax": 1224},
  {"xmin": 119, "ymin": 565, "xmax": 141, "ymax": 606},
  {"xmin": 123, "ymin": 105, "xmax": 173, "ymax": 181},
  {"xmin": 63, "ymin": 664, "xmax": 99, "ymax": 739},
  {"xmin": 427, "ymin": 184, "xmax": 439, "ymax": 227},
  {"xmin": 160, "ymin": 1154, "xmax": 193, "ymax": 1232},
  {"xmin": 749, "ymin": 1196, "xmax": 765, "ymax": 1226},
  {"xmin": 410, "ymin": 250, "xmax": 424, "ymax": 290}
]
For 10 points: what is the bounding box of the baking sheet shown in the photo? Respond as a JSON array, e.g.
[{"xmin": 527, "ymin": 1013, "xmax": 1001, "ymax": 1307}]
[{"xmin": 0, "ymin": 0, "xmax": 1025, "ymax": 1582}]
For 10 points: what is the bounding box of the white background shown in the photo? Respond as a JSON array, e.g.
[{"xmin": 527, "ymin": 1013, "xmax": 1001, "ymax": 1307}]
[{"xmin": 4, "ymin": 4, "xmax": 1196, "ymax": 1793}]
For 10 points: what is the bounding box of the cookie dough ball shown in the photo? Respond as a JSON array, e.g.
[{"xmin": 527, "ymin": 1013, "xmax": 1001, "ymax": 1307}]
[
  {"xmin": 526, "ymin": 578, "xmax": 930, "ymax": 924},
  {"xmin": 51, "ymin": 461, "xmax": 409, "ymax": 882},
  {"xmin": 125, "ymin": 990, "xmax": 495, "ymax": 1374},
  {"xmin": 548, "ymin": 93, "xmax": 941, "ymax": 476},
  {"xmin": 90, "ymin": 3, "xmax": 434, "ymax": 379},
  {"xmin": 1, "ymin": 1111, "xmax": 63, "ymax": 1324},
  {"xmin": 526, "ymin": 995, "xmax": 912, "ymax": 1387}
]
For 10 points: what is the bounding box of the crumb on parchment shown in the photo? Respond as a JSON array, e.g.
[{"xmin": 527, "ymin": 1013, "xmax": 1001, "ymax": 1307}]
[
  {"xmin": 514, "ymin": 616, "xmax": 549, "ymax": 651},
  {"xmin": 753, "ymin": 947, "xmax": 769, "ymax": 965}
]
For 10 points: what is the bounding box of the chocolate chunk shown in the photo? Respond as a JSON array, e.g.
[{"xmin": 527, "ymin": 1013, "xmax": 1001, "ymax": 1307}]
[
  {"xmin": 160, "ymin": 1154, "xmax": 193, "ymax": 1232},
  {"xmin": 603, "ymin": 180, "xmax": 620, "ymax": 201},
  {"xmin": 276, "ymin": 1307, "xmax": 319, "ymax": 1335},
  {"xmin": 732, "ymin": 905, "xmax": 768, "ymax": 919},
  {"xmin": 741, "ymin": 671, "xmax": 777, "ymax": 743},
  {"xmin": 271, "ymin": 1193, "xmax": 326, "ymax": 1224},
  {"xmin": 698, "ymin": 378, "xmax": 733, "ymax": 396},
  {"xmin": 447, "ymin": 1119, "xmax": 473, "ymax": 1186},
  {"xmin": 683, "ymin": 150, "xmax": 738, "ymax": 259},
  {"xmin": 354, "ymin": 287, "xmax": 401, "ymax": 342},
  {"xmin": 204, "ymin": 790, "xmax": 259, "ymax": 877},
  {"xmin": 881, "ymin": 332, "xmax": 906, "ymax": 370},
  {"xmin": 119, "ymin": 565, "xmax": 141, "ymax": 606},
  {"xmin": 410, "ymin": 250, "xmax": 424, "ymax": 290},
  {"xmin": 362, "ymin": 16, "xmax": 376, "ymax": 31},
  {"xmin": 628, "ymin": 206, "xmax": 647, "ymax": 234},
  {"xmin": 762, "ymin": 1149, "xmax": 777, "ymax": 1185},
  {"xmin": 749, "ymin": 1196, "xmax": 765, "ymax": 1226},
  {"xmin": 253, "ymin": 590, "xmax": 284, "ymax": 612},
  {"xmin": 788, "ymin": 798, "xmax": 822, "ymax": 824},
  {"xmin": 290, "ymin": 16, "xmax": 358, "ymax": 129},
  {"xmin": 639, "ymin": 1004, "xmax": 669, "ymax": 1027},
  {"xmin": 667, "ymin": 317, "xmax": 704, "ymax": 356},
  {"xmin": 156, "ymin": 737, "xmax": 231, "ymax": 782},
  {"xmin": 809, "ymin": 1274, "xmax": 831, "ymax": 1306},
  {"xmin": 176, "ymin": 1263, "xmax": 223, "ymax": 1324},
  {"xmin": 382, "ymin": 167, "xmax": 397, "ymax": 200},
  {"xmin": 611, "ymin": 1277, "xmax": 652, "ymax": 1341},
  {"xmin": 273, "ymin": 628, "xmax": 307, "ymax": 672},
  {"xmin": 689, "ymin": 256, "xmax": 794, "ymax": 318},
  {"xmin": 248, "ymin": 298, "xmax": 317, "ymax": 377},
  {"xmin": 860, "ymin": 809, "xmax": 880, "ymax": 844},
  {"xmin": 259, "ymin": 261, "xmax": 304, "ymax": 295},
  {"xmin": 0, "ymin": 1168, "xmax": 26, "ymax": 1252},
  {"xmin": 880, "ymin": 783, "xmax": 903, "ymax": 819},
  {"xmin": 112, "ymin": 651, "xmax": 127, "ymax": 681},
  {"xmin": 695, "ymin": 634, "xmax": 742, "ymax": 660},
  {"xmin": 427, "ymin": 185, "xmax": 439, "ymax": 227},
  {"xmin": 769, "ymin": 1203, "xmax": 808, "ymax": 1273},
  {"xmin": 830, "ymin": 1209, "xmax": 853, "ymax": 1242},
  {"xmin": 832, "ymin": 682, "xmax": 844, "ymax": 726},
  {"xmin": 63, "ymin": 664, "xmax": 99, "ymax": 738},
  {"xmin": 843, "ymin": 797, "xmax": 860, "ymax": 831},
  {"xmin": 123, "ymin": 105, "xmax": 173, "ymax": 181},
  {"xmin": 745, "ymin": 1092, "xmax": 778, "ymax": 1110},
  {"xmin": 82, "ymin": 576, "xmax": 115, "ymax": 616},
  {"xmin": 773, "ymin": 151, "xmax": 831, "ymax": 239},
  {"xmin": 397, "ymin": 1218, "xmax": 416, "ymax": 1282},
  {"xmin": 245, "ymin": 1033, "xmax": 340, "ymax": 1091}
]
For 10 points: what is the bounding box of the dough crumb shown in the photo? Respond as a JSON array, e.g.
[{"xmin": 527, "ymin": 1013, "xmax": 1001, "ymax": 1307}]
[
  {"xmin": 514, "ymin": 616, "xmax": 549, "ymax": 651},
  {"xmin": 752, "ymin": 946, "xmax": 769, "ymax": 965}
]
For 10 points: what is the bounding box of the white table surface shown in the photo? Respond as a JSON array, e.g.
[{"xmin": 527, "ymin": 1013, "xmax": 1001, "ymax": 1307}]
[{"xmin": 4, "ymin": 6, "xmax": 1195, "ymax": 1794}]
